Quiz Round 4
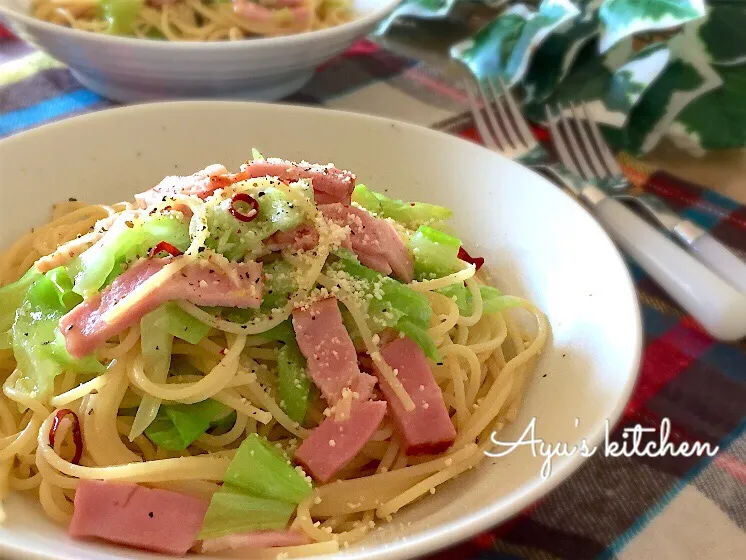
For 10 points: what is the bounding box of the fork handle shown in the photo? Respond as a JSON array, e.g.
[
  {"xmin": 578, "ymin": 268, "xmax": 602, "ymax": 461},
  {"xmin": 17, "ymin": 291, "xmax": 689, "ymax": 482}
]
[
  {"xmin": 590, "ymin": 195, "xmax": 746, "ymax": 341},
  {"xmin": 687, "ymin": 232, "xmax": 746, "ymax": 295}
]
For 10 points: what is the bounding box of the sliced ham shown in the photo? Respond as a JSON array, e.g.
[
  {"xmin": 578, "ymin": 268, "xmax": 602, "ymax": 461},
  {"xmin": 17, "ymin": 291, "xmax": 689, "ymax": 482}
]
[
  {"xmin": 242, "ymin": 158, "xmax": 355, "ymax": 205},
  {"xmin": 197, "ymin": 530, "xmax": 310, "ymax": 553},
  {"xmin": 292, "ymin": 297, "xmax": 376, "ymax": 404},
  {"xmin": 295, "ymin": 399, "xmax": 387, "ymax": 482},
  {"xmin": 265, "ymin": 223, "xmax": 319, "ymax": 252},
  {"xmin": 135, "ymin": 164, "xmax": 245, "ymax": 208},
  {"xmin": 267, "ymin": 0, "xmax": 306, "ymax": 6},
  {"xmin": 61, "ymin": 257, "xmax": 262, "ymax": 358},
  {"xmin": 319, "ymin": 203, "xmax": 413, "ymax": 282},
  {"xmin": 135, "ymin": 158, "xmax": 354, "ymax": 209},
  {"xmin": 233, "ymin": 1, "xmax": 310, "ymax": 23},
  {"xmin": 69, "ymin": 480, "xmax": 208, "ymax": 555},
  {"xmin": 375, "ymin": 337, "xmax": 456, "ymax": 455}
]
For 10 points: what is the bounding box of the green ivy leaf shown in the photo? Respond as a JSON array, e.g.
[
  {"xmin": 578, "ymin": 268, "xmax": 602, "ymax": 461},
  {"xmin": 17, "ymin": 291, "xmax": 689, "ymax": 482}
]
[
  {"xmin": 604, "ymin": 43, "xmax": 671, "ymax": 119},
  {"xmin": 524, "ymin": 42, "xmax": 609, "ymax": 123},
  {"xmin": 451, "ymin": 0, "xmax": 580, "ymax": 85},
  {"xmin": 695, "ymin": 5, "xmax": 746, "ymax": 66},
  {"xmin": 375, "ymin": 0, "xmax": 460, "ymax": 35},
  {"xmin": 624, "ymin": 35, "xmax": 721, "ymax": 153},
  {"xmin": 429, "ymin": 0, "xmax": 742, "ymax": 153},
  {"xmin": 599, "ymin": 0, "xmax": 707, "ymax": 53},
  {"xmin": 671, "ymin": 66, "xmax": 746, "ymax": 151},
  {"xmin": 522, "ymin": 0, "xmax": 604, "ymax": 104},
  {"xmin": 412, "ymin": 0, "xmax": 448, "ymax": 8},
  {"xmin": 504, "ymin": 0, "xmax": 581, "ymax": 85},
  {"xmin": 524, "ymin": 39, "xmax": 634, "ymax": 128},
  {"xmin": 450, "ymin": 5, "xmax": 533, "ymax": 80}
]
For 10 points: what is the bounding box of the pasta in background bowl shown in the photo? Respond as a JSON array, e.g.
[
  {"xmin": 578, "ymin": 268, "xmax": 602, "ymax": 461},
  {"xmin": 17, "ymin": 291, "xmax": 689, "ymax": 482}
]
[
  {"xmin": 30, "ymin": 0, "xmax": 353, "ymax": 41},
  {"xmin": 0, "ymin": 0, "xmax": 400, "ymax": 101},
  {"xmin": 0, "ymin": 101, "xmax": 642, "ymax": 560}
]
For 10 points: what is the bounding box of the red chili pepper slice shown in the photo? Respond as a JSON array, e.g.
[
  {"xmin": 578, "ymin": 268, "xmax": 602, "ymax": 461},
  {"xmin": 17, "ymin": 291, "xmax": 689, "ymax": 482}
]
[
  {"xmin": 458, "ymin": 247, "xmax": 485, "ymax": 271},
  {"xmin": 229, "ymin": 193, "xmax": 260, "ymax": 223},
  {"xmin": 149, "ymin": 241, "xmax": 182, "ymax": 258},
  {"xmin": 49, "ymin": 409, "xmax": 83, "ymax": 465}
]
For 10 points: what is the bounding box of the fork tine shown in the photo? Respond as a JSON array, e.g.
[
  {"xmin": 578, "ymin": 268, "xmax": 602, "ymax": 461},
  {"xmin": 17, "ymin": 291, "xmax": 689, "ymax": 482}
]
[
  {"xmin": 569, "ymin": 103, "xmax": 608, "ymax": 179},
  {"xmin": 476, "ymin": 80, "xmax": 511, "ymax": 149},
  {"xmin": 499, "ymin": 76, "xmax": 538, "ymax": 151},
  {"xmin": 545, "ymin": 106, "xmax": 581, "ymax": 175},
  {"xmin": 463, "ymin": 78, "xmax": 500, "ymax": 151},
  {"xmin": 583, "ymin": 104, "xmax": 623, "ymax": 176},
  {"xmin": 486, "ymin": 77, "xmax": 520, "ymax": 149},
  {"xmin": 557, "ymin": 104, "xmax": 595, "ymax": 179},
  {"xmin": 570, "ymin": 103, "xmax": 609, "ymax": 178}
]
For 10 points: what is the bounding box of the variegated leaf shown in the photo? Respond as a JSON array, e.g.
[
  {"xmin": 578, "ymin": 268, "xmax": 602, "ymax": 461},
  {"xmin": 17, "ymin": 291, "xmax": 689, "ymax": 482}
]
[
  {"xmin": 450, "ymin": 5, "xmax": 533, "ymax": 80},
  {"xmin": 451, "ymin": 0, "xmax": 581, "ymax": 85},
  {"xmin": 503, "ymin": 0, "xmax": 581, "ymax": 85},
  {"xmin": 524, "ymin": 39, "xmax": 634, "ymax": 128},
  {"xmin": 382, "ymin": 0, "xmax": 746, "ymax": 153},
  {"xmin": 669, "ymin": 66, "xmax": 746, "ymax": 152},
  {"xmin": 623, "ymin": 35, "xmax": 722, "ymax": 153},
  {"xmin": 694, "ymin": 5, "xmax": 746, "ymax": 66},
  {"xmin": 599, "ymin": 0, "xmax": 707, "ymax": 53},
  {"xmin": 604, "ymin": 43, "xmax": 671, "ymax": 120},
  {"xmin": 375, "ymin": 0, "xmax": 460, "ymax": 36},
  {"xmin": 522, "ymin": 0, "xmax": 604, "ymax": 104}
]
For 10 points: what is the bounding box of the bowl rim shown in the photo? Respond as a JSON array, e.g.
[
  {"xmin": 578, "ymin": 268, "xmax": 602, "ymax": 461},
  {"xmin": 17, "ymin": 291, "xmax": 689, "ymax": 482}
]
[
  {"xmin": 0, "ymin": 0, "xmax": 401, "ymax": 50},
  {"xmin": 0, "ymin": 100, "xmax": 643, "ymax": 560}
]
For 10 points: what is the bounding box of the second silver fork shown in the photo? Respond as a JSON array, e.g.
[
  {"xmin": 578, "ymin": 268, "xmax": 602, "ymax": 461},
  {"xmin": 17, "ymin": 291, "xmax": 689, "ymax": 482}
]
[
  {"xmin": 464, "ymin": 76, "xmax": 746, "ymax": 342},
  {"xmin": 546, "ymin": 103, "xmax": 746, "ymax": 296}
]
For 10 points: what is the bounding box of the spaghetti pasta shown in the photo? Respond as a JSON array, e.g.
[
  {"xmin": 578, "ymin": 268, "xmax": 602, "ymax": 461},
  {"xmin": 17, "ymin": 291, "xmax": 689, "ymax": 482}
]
[
  {"xmin": 0, "ymin": 157, "xmax": 549, "ymax": 555},
  {"xmin": 30, "ymin": 0, "xmax": 354, "ymax": 41}
]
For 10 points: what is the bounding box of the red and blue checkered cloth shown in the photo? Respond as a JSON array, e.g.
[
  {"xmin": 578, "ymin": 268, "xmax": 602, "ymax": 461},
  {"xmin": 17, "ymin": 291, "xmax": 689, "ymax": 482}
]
[{"xmin": 1, "ymin": 35, "xmax": 745, "ymax": 559}]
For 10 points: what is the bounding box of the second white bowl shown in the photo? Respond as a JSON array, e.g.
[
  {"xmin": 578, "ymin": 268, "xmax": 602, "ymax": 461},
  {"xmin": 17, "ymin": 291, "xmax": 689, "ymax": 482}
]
[{"xmin": 0, "ymin": 0, "xmax": 400, "ymax": 102}]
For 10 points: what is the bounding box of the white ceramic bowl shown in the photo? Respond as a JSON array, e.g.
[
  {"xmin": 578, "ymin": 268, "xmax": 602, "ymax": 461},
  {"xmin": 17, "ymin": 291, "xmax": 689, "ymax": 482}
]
[
  {"xmin": 0, "ymin": 0, "xmax": 400, "ymax": 102},
  {"xmin": 0, "ymin": 101, "xmax": 642, "ymax": 560}
]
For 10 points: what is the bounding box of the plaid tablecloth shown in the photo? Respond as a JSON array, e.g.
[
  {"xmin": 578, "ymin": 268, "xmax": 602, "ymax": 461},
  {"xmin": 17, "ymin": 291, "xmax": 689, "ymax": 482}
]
[{"xmin": 1, "ymin": 33, "xmax": 745, "ymax": 560}]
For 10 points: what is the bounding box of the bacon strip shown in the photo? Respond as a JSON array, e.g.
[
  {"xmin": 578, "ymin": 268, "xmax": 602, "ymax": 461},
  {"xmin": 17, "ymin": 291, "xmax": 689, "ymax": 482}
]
[
  {"xmin": 295, "ymin": 400, "xmax": 387, "ymax": 482},
  {"xmin": 134, "ymin": 164, "xmax": 245, "ymax": 208},
  {"xmin": 242, "ymin": 158, "xmax": 356, "ymax": 205},
  {"xmin": 374, "ymin": 337, "xmax": 456, "ymax": 455},
  {"xmin": 319, "ymin": 203, "xmax": 413, "ymax": 282},
  {"xmin": 69, "ymin": 480, "xmax": 208, "ymax": 555},
  {"xmin": 60, "ymin": 257, "xmax": 262, "ymax": 358},
  {"xmin": 291, "ymin": 297, "xmax": 376, "ymax": 404}
]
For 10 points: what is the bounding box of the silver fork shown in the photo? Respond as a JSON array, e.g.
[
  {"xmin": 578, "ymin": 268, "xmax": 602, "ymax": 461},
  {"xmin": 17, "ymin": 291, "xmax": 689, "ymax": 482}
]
[
  {"xmin": 548, "ymin": 104, "xmax": 746, "ymax": 296},
  {"xmin": 464, "ymin": 76, "xmax": 746, "ymax": 341}
]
